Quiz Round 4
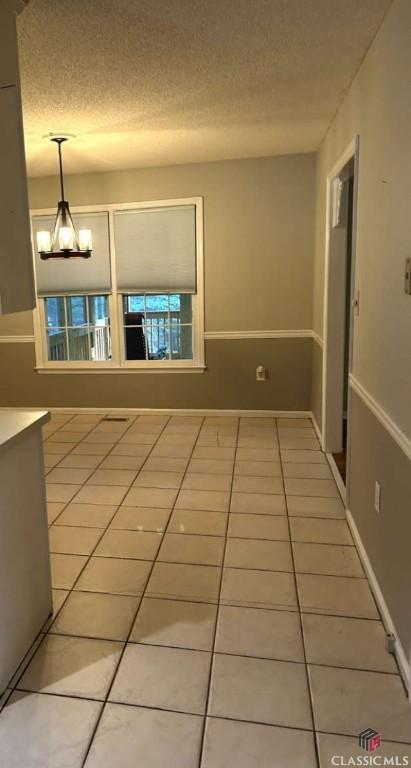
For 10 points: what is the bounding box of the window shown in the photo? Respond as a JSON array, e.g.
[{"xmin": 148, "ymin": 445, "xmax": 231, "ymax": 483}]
[{"xmin": 32, "ymin": 198, "xmax": 204, "ymax": 371}]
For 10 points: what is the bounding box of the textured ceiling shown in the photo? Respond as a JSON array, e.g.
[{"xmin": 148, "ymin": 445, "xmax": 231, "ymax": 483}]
[{"xmin": 17, "ymin": 0, "xmax": 392, "ymax": 177}]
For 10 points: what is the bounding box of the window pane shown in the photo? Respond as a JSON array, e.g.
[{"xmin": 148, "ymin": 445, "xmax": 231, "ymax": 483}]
[
  {"xmin": 45, "ymin": 297, "xmax": 64, "ymax": 327},
  {"xmin": 145, "ymin": 294, "xmax": 169, "ymax": 313},
  {"xmin": 171, "ymin": 325, "xmax": 193, "ymax": 359},
  {"xmin": 67, "ymin": 296, "xmax": 87, "ymax": 326},
  {"xmin": 126, "ymin": 295, "xmax": 144, "ymax": 312},
  {"xmin": 122, "ymin": 293, "xmax": 193, "ymax": 362},
  {"xmin": 67, "ymin": 327, "xmax": 91, "ymax": 360},
  {"xmin": 88, "ymin": 295, "xmax": 109, "ymax": 325},
  {"xmin": 47, "ymin": 329, "xmax": 67, "ymax": 360}
]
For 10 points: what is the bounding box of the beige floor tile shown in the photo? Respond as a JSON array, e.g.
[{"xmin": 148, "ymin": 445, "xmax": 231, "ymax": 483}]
[
  {"xmin": 52, "ymin": 588, "xmax": 69, "ymax": 615},
  {"xmin": 215, "ymin": 605, "xmax": 304, "ymax": 661},
  {"xmin": 93, "ymin": 421, "xmax": 132, "ymax": 433},
  {"xmin": 73, "ymin": 484, "xmax": 128, "ymax": 505},
  {"xmin": 110, "ymin": 506, "xmax": 170, "ymax": 532},
  {"xmin": 285, "ymin": 477, "xmax": 339, "ymax": 498},
  {"xmin": 236, "ymin": 447, "xmax": 280, "ymax": 462},
  {"xmin": 85, "ymin": 704, "xmax": 203, "ymax": 768},
  {"xmin": 55, "ymin": 502, "xmax": 118, "ymax": 528},
  {"xmin": 122, "ymin": 486, "xmax": 178, "ymax": 508},
  {"xmin": 157, "ymin": 434, "xmax": 196, "ymax": 447},
  {"xmin": 225, "ymin": 538, "xmax": 293, "ymax": 572},
  {"xmin": 234, "ymin": 460, "xmax": 282, "ymax": 477},
  {"xmin": 221, "ymin": 568, "xmax": 297, "ymax": 610},
  {"xmin": 44, "ymin": 454, "xmax": 66, "ymax": 469},
  {"xmin": 75, "ymin": 557, "xmax": 150, "ymax": 596},
  {"xmin": 70, "ymin": 414, "xmax": 102, "ymax": 424},
  {"xmin": 47, "ymin": 502, "xmax": 65, "ymax": 525},
  {"xmin": 150, "ymin": 444, "xmax": 192, "ymax": 458},
  {"xmin": 227, "ymin": 513, "xmax": 290, "ymax": 540},
  {"xmin": 302, "ymin": 614, "xmax": 398, "ymax": 672},
  {"xmin": 309, "ymin": 665, "xmax": 411, "ymax": 743},
  {"xmin": 46, "ymin": 483, "xmax": 81, "ymax": 503},
  {"xmin": 230, "ymin": 492, "xmax": 286, "ymax": 515},
  {"xmin": 109, "ymin": 643, "xmax": 211, "ymax": 714},
  {"xmin": 168, "ymin": 509, "xmax": 228, "ymax": 537},
  {"xmin": 290, "ymin": 517, "xmax": 352, "ymax": 544},
  {"xmin": 143, "ymin": 456, "xmax": 190, "ymax": 473},
  {"xmin": 237, "ymin": 437, "xmax": 278, "ymax": 449},
  {"xmin": 50, "ymin": 553, "xmax": 87, "ymax": 589},
  {"xmin": 130, "ymin": 597, "xmax": 217, "ymax": 650},
  {"xmin": 46, "ymin": 467, "xmax": 93, "ymax": 484},
  {"xmin": 281, "ymin": 449, "xmax": 327, "ymax": 464},
  {"xmin": 58, "ymin": 454, "xmax": 104, "ymax": 469},
  {"xmin": 49, "ymin": 525, "xmax": 103, "ymax": 555},
  {"xmin": 283, "ymin": 462, "xmax": 332, "ymax": 479},
  {"xmin": 317, "ymin": 733, "xmax": 411, "ymax": 767},
  {"xmin": 87, "ymin": 468, "xmax": 137, "ymax": 486},
  {"xmin": 297, "ymin": 573, "xmax": 378, "ymax": 618},
  {"xmin": 47, "ymin": 431, "xmax": 84, "ymax": 443},
  {"xmin": 277, "ymin": 418, "xmax": 313, "ymax": 428},
  {"xmin": 158, "ymin": 533, "xmax": 225, "ymax": 566},
  {"xmin": 288, "ymin": 495, "xmax": 345, "ymax": 518},
  {"xmin": 110, "ymin": 443, "xmax": 151, "ymax": 457},
  {"xmin": 43, "ymin": 442, "xmax": 73, "ymax": 455},
  {"xmin": 99, "ymin": 455, "xmax": 145, "ymax": 470},
  {"xmin": 94, "ymin": 529, "xmax": 162, "ymax": 560},
  {"xmin": 279, "ymin": 437, "xmax": 320, "ymax": 450},
  {"xmin": 187, "ymin": 458, "xmax": 233, "ymax": 475},
  {"xmin": 232, "ymin": 475, "xmax": 284, "ymax": 494},
  {"xmin": 83, "ymin": 433, "xmax": 118, "ymax": 445},
  {"xmin": 192, "ymin": 446, "xmax": 235, "ymax": 460},
  {"xmin": 176, "ymin": 489, "xmax": 230, "ymax": 512},
  {"xmin": 182, "ymin": 473, "xmax": 232, "ymax": 492},
  {"xmin": 202, "ymin": 717, "xmax": 317, "ymax": 768},
  {"xmin": 51, "ymin": 591, "xmax": 139, "ymax": 641},
  {"xmin": 0, "ymin": 691, "xmax": 101, "ymax": 768},
  {"xmin": 196, "ymin": 434, "xmax": 237, "ymax": 448},
  {"xmin": 72, "ymin": 442, "xmax": 114, "ymax": 456},
  {"xmin": 146, "ymin": 562, "xmax": 221, "ymax": 603},
  {"xmin": 209, "ymin": 654, "xmax": 312, "ymax": 728},
  {"xmin": 293, "ymin": 542, "xmax": 364, "ymax": 577},
  {"xmin": 133, "ymin": 470, "xmax": 184, "ymax": 488},
  {"xmin": 278, "ymin": 428, "xmax": 316, "ymax": 438},
  {"xmin": 18, "ymin": 634, "xmax": 122, "ymax": 700}
]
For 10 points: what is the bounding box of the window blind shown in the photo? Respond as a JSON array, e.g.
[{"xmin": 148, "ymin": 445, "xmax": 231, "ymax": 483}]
[
  {"xmin": 32, "ymin": 212, "xmax": 111, "ymax": 295},
  {"xmin": 114, "ymin": 205, "xmax": 196, "ymax": 293}
]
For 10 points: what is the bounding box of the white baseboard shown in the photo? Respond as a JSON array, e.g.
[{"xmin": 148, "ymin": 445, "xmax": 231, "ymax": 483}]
[
  {"xmin": 311, "ymin": 413, "xmax": 323, "ymax": 445},
  {"xmin": 346, "ymin": 508, "xmax": 410, "ymax": 695},
  {"xmin": 326, "ymin": 451, "xmax": 346, "ymax": 504},
  {"xmin": 0, "ymin": 406, "xmax": 313, "ymax": 418}
]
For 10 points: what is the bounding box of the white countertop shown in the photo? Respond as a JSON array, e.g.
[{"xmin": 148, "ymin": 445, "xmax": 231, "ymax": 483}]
[{"xmin": 0, "ymin": 409, "xmax": 49, "ymax": 452}]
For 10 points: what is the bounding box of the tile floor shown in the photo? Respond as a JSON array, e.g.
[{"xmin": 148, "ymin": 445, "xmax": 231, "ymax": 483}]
[{"xmin": 0, "ymin": 412, "xmax": 410, "ymax": 767}]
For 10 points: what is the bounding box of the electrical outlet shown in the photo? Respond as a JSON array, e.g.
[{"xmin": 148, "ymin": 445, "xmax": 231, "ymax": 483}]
[
  {"xmin": 256, "ymin": 365, "xmax": 266, "ymax": 382},
  {"xmin": 374, "ymin": 481, "xmax": 381, "ymax": 513}
]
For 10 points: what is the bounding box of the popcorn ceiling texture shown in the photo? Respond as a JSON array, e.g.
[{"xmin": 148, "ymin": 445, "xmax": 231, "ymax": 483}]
[{"xmin": 17, "ymin": 0, "xmax": 391, "ymax": 176}]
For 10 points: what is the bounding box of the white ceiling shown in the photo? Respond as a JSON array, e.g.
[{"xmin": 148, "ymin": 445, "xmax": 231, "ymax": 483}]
[{"xmin": 17, "ymin": 0, "xmax": 392, "ymax": 177}]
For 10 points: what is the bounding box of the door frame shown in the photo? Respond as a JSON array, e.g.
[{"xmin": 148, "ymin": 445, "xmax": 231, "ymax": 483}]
[{"xmin": 321, "ymin": 135, "xmax": 359, "ymax": 498}]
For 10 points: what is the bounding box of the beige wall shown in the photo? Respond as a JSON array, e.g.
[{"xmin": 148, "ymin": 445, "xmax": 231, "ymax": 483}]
[
  {"xmin": 313, "ymin": 0, "xmax": 411, "ymax": 666},
  {"xmin": 313, "ymin": 0, "xmax": 411, "ymax": 437},
  {"xmin": 0, "ymin": 153, "xmax": 315, "ymax": 410}
]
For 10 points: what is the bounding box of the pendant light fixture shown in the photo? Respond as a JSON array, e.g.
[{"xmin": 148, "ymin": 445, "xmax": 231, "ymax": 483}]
[{"xmin": 36, "ymin": 135, "xmax": 92, "ymax": 260}]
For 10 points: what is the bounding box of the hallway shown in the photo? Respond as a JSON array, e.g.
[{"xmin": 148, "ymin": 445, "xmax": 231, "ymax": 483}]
[{"xmin": 0, "ymin": 412, "xmax": 410, "ymax": 767}]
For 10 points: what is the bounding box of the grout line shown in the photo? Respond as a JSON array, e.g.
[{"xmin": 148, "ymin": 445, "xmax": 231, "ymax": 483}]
[
  {"xmin": 79, "ymin": 414, "xmax": 206, "ymax": 767},
  {"xmin": 277, "ymin": 417, "xmax": 321, "ymax": 768},
  {"xmin": 197, "ymin": 417, "xmax": 240, "ymax": 767}
]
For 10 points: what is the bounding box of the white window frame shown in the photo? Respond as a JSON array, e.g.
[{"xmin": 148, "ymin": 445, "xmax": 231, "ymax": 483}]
[{"xmin": 32, "ymin": 197, "xmax": 205, "ymax": 373}]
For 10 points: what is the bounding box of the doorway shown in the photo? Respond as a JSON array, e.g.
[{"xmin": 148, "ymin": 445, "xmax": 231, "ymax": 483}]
[{"xmin": 322, "ymin": 137, "xmax": 359, "ymax": 496}]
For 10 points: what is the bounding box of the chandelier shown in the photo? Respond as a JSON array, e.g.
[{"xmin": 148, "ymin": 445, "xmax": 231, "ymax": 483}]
[{"xmin": 36, "ymin": 136, "xmax": 92, "ymax": 260}]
